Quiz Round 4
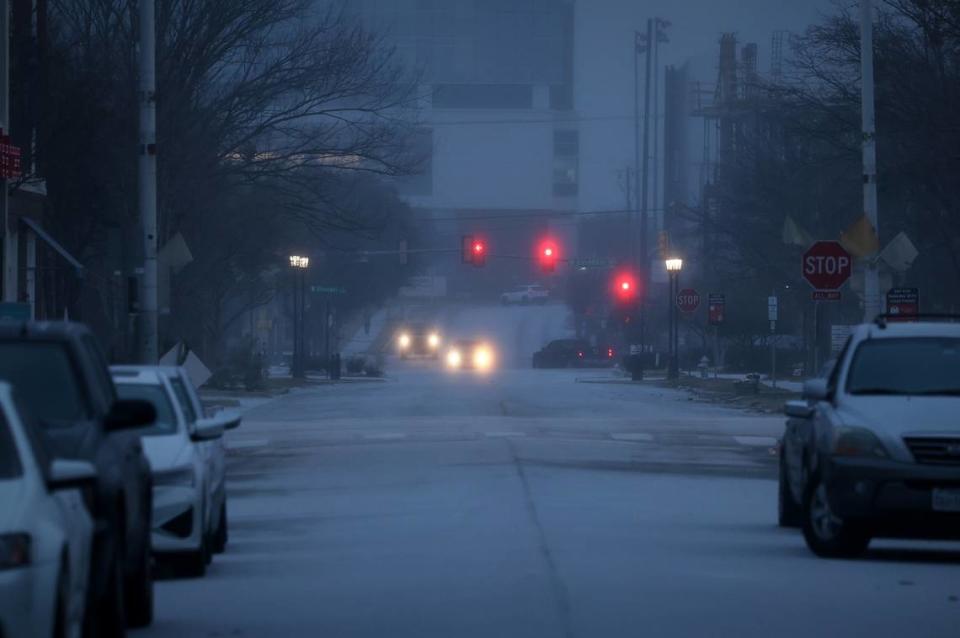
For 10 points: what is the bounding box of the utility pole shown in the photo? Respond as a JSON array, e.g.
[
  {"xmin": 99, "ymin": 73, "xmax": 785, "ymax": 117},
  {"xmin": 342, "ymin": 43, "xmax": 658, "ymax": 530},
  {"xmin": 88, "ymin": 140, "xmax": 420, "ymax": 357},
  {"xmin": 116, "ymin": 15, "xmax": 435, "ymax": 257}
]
[
  {"xmin": 861, "ymin": 0, "xmax": 881, "ymax": 321},
  {"xmin": 139, "ymin": 0, "xmax": 159, "ymax": 362},
  {"xmin": 0, "ymin": 0, "xmax": 12, "ymax": 302},
  {"xmin": 652, "ymin": 19, "xmax": 667, "ymax": 234},
  {"xmin": 633, "ymin": 31, "xmax": 641, "ymax": 268},
  {"xmin": 639, "ymin": 17, "xmax": 653, "ymax": 367}
]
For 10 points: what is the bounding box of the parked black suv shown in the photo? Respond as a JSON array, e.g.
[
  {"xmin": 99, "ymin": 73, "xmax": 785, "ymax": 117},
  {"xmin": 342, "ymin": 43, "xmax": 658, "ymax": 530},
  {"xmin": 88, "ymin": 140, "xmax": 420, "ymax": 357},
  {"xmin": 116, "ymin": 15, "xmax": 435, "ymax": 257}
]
[{"xmin": 0, "ymin": 322, "xmax": 156, "ymax": 636}]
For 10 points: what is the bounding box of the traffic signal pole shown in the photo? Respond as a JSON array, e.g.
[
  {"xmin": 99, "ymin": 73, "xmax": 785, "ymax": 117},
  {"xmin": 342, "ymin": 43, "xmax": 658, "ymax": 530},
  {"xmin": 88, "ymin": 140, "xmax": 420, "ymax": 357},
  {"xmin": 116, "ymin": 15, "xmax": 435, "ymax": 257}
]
[{"xmin": 639, "ymin": 18, "xmax": 653, "ymax": 364}]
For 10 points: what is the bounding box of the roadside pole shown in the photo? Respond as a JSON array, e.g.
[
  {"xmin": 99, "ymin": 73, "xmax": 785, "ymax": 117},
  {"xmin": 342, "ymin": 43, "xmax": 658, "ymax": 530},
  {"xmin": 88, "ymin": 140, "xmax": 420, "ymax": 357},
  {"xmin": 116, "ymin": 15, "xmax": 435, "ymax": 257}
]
[
  {"xmin": 860, "ymin": 0, "xmax": 881, "ymax": 321},
  {"xmin": 768, "ymin": 294, "xmax": 778, "ymax": 389},
  {"xmin": 139, "ymin": 0, "xmax": 159, "ymax": 362},
  {"xmin": 0, "ymin": 0, "xmax": 12, "ymax": 302},
  {"xmin": 639, "ymin": 17, "xmax": 653, "ymax": 368}
]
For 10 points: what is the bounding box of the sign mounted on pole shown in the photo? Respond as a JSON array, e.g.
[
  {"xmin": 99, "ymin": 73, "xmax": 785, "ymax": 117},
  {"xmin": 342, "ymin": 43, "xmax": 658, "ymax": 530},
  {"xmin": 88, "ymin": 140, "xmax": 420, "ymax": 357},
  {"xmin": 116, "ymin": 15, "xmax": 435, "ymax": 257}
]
[
  {"xmin": 812, "ymin": 290, "xmax": 842, "ymax": 301},
  {"xmin": 802, "ymin": 241, "xmax": 853, "ymax": 291},
  {"xmin": 886, "ymin": 287, "xmax": 919, "ymax": 321},
  {"xmin": 676, "ymin": 288, "xmax": 700, "ymax": 314},
  {"xmin": 707, "ymin": 293, "xmax": 725, "ymax": 325}
]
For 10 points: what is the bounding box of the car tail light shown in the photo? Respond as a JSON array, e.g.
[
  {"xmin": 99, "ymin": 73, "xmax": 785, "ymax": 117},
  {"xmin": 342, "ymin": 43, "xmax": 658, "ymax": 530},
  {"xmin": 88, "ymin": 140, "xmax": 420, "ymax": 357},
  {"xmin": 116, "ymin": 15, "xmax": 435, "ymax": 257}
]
[{"xmin": 607, "ymin": 348, "xmax": 615, "ymax": 358}]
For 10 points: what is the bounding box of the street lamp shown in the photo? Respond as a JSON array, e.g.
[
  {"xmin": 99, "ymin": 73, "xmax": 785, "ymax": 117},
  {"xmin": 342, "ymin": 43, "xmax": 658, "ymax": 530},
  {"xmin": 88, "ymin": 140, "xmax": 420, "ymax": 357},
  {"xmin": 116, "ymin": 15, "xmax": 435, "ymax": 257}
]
[
  {"xmin": 288, "ymin": 254, "xmax": 310, "ymax": 379},
  {"xmin": 665, "ymin": 257, "xmax": 683, "ymax": 380}
]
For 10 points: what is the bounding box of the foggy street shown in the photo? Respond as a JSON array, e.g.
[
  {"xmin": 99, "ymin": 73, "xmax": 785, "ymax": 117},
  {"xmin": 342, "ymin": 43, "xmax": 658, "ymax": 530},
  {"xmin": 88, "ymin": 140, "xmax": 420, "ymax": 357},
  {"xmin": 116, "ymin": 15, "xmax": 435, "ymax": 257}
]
[{"xmin": 133, "ymin": 305, "xmax": 960, "ymax": 638}]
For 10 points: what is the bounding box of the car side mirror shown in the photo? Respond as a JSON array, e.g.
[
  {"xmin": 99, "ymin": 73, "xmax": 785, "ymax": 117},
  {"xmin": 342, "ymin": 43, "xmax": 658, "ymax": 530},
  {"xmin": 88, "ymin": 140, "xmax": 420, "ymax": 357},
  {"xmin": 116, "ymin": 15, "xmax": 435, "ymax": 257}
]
[
  {"xmin": 784, "ymin": 400, "xmax": 813, "ymax": 419},
  {"xmin": 105, "ymin": 399, "xmax": 156, "ymax": 431},
  {"xmin": 212, "ymin": 410, "xmax": 241, "ymax": 431},
  {"xmin": 192, "ymin": 418, "xmax": 225, "ymax": 442},
  {"xmin": 48, "ymin": 459, "xmax": 98, "ymax": 491},
  {"xmin": 802, "ymin": 378, "xmax": 830, "ymax": 402}
]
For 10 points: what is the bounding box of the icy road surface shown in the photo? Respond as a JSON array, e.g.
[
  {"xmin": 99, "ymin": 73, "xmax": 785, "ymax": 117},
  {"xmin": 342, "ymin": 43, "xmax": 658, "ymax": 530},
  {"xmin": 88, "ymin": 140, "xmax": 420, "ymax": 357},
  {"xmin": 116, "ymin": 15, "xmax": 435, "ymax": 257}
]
[{"xmin": 137, "ymin": 307, "xmax": 960, "ymax": 638}]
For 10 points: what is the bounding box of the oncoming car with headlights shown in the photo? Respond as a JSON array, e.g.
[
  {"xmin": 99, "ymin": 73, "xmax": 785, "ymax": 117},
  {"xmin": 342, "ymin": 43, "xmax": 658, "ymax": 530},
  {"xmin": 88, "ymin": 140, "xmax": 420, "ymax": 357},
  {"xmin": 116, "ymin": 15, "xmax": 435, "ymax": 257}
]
[
  {"xmin": 397, "ymin": 324, "xmax": 443, "ymax": 359},
  {"xmin": 445, "ymin": 340, "xmax": 496, "ymax": 372},
  {"xmin": 780, "ymin": 317, "xmax": 960, "ymax": 558}
]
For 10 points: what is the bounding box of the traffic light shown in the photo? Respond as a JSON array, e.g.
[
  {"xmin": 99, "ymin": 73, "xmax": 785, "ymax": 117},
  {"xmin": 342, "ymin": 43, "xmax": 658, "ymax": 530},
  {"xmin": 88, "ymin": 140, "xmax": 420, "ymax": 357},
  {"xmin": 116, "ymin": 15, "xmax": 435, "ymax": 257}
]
[
  {"xmin": 613, "ymin": 271, "xmax": 638, "ymax": 303},
  {"xmin": 538, "ymin": 240, "xmax": 558, "ymax": 273},
  {"xmin": 462, "ymin": 235, "xmax": 487, "ymax": 266}
]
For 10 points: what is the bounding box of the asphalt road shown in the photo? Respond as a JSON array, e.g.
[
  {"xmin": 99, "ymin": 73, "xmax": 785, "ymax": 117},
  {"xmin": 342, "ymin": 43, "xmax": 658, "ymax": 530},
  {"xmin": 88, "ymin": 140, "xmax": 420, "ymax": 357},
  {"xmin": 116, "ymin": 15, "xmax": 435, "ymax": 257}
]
[{"xmin": 135, "ymin": 308, "xmax": 960, "ymax": 638}]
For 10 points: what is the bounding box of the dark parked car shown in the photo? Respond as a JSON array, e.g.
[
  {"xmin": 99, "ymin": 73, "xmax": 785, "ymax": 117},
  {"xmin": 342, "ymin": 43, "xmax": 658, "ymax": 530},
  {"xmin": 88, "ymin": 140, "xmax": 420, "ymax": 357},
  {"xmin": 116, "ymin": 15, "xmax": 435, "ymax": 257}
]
[
  {"xmin": 0, "ymin": 322, "xmax": 156, "ymax": 636},
  {"xmin": 532, "ymin": 339, "xmax": 616, "ymax": 368}
]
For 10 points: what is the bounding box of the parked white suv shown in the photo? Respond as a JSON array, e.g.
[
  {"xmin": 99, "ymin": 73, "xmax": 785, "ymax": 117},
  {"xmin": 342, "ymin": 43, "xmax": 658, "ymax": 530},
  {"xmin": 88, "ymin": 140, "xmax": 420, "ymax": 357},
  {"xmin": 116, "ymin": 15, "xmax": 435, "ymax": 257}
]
[
  {"xmin": 501, "ymin": 284, "xmax": 549, "ymax": 305},
  {"xmin": 0, "ymin": 381, "xmax": 96, "ymax": 638},
  {"xmin": 780, "ymin": 317, "xmax": 960, "ymax": 557}
]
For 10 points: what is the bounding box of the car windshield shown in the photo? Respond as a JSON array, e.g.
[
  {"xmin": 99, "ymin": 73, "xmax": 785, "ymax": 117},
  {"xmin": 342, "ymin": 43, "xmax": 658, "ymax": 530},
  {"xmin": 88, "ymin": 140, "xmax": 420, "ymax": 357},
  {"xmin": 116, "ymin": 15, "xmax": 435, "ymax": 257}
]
[
  {"xmin": 0, "ymin": 410, "xmax": 22, "ymax": 479},
  {"xmin": 115, "ymin": 383, "xmax": 179, "ymax": 435},
  {"xmin": 847, "ymin": 338, "xmax": 960, "ymax": 395},
  {"xmin": 0, "ymin": 342, "xmax": 88, "ymax": 425}
]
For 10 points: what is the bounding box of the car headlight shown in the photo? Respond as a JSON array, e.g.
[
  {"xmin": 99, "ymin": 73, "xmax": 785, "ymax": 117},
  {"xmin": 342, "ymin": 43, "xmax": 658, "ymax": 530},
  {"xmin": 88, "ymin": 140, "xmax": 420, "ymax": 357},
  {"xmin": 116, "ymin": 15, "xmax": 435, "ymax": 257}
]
[
  {"xmin": 832, "ymin": 427, "xmax": 888, "ymax": 458},
  {"xmin": 428, "ymin": 333, "xmax": 441, "ymax": 348},
  {"xmin": 446, "ymin": 349, "xmax": 462, "ymax": 368},
  {"xmin": 0, "ymin": 533, "xmax": 31, "ymax": 570},
  {"xmin": 473, "ymin": 347, "xmax": 493, "ymax": 370},
  {"xmin": 153, "ymin": 466, "xmax": 196, "ymax": 487},
  {"xmin": 398, "ymin": 334, "xmax": 411, "ymax": 349}
]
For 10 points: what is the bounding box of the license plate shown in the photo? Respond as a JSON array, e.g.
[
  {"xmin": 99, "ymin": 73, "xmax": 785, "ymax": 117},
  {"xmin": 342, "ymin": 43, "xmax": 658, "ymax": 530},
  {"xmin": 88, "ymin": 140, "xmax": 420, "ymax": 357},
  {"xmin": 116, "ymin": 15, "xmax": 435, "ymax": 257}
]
[{"xmin": 932, "ymin": 488, "xmax": 960, "ymax": 512}]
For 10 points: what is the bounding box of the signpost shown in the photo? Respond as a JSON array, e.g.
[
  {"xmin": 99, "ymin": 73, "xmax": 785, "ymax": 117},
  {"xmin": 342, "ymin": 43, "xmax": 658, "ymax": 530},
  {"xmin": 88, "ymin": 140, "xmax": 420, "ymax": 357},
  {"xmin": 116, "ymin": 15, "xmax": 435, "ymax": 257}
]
[
  {"xmin": 886, "ymin": 287, "xmax": 919, "ymax": 321},
  {"xmin": 676, "ymin": 288, "xmax": 700, "ymax": 314},
  {"xmin": 802, "ymin": 241, "xmax": 853, "ymax": 299},
  {"xmin": 707, "ymin": 293, "xmax": 725, "ymax": 325},
  {"xmin": 768, "ymin": 295, "xmax": 779, "ymax": 389}
]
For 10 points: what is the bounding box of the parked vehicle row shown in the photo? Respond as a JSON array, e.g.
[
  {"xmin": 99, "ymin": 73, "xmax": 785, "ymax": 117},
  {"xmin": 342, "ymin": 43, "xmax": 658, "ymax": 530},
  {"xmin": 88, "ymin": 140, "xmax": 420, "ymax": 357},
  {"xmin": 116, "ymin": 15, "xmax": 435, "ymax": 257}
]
[
  {"xmin": 778, "ymin": 317, "xmax": 960, "ymax": 558},
  {"xmin": 0, "ymin": 321, "xmax": 240, "ymax": 638}
]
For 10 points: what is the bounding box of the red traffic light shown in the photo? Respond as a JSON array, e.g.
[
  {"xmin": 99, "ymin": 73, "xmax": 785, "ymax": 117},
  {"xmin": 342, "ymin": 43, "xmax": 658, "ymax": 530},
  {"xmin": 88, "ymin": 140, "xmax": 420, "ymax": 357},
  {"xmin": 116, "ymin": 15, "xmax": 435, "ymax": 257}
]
[
  {"xmin": 463, "ymin": 236, "xmax": 486, "ymax": 267},
  {"xmin": 613, "ymin": 272, "xmax": 638, "ymax": 302},
  {"xmin": 538, "ymin": 240, "xmax": 559, "ymax": 273}
]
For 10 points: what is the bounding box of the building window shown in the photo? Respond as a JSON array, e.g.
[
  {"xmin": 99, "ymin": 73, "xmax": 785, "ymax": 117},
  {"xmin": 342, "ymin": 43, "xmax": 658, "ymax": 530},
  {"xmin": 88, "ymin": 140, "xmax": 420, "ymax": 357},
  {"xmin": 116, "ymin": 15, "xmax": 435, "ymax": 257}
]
[{"xmin": 553, "ymin": 130, "xmax": 578, "ymax": 197}]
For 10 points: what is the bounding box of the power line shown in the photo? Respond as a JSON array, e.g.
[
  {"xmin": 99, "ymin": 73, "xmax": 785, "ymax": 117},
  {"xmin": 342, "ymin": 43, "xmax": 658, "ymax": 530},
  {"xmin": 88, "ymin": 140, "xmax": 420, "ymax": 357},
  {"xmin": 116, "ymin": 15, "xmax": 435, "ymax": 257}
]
[{"xmin": 416, "ymin": 207, "xmax": 667, "ymax": 223}]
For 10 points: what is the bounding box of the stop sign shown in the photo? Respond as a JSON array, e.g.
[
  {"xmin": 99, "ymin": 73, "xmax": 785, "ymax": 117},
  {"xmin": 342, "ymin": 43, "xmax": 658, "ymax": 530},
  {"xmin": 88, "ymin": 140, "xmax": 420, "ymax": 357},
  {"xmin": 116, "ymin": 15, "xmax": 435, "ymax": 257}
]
[
  {"xmin": 676, "ymin": 288, "xmax": 700, "ymax": 313},
  {"xmin": 802, "ymin": 241, "xmax": 852, "ymax": 290}
]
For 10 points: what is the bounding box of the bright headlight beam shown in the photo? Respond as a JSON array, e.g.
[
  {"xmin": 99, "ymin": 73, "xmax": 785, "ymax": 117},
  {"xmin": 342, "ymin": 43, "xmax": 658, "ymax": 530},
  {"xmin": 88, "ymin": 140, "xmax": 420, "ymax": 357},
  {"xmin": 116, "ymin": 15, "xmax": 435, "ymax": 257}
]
[
  {"xmin": 446, "ymin": 350, "xmax": 462, "ymax": 368},
  {"xmin": 429, "ymin": 333, "xmax": 440, "ymax": 348},
  {"xmin": 398, "ymin": 333, "xmax": 411, "ymax": 348}
]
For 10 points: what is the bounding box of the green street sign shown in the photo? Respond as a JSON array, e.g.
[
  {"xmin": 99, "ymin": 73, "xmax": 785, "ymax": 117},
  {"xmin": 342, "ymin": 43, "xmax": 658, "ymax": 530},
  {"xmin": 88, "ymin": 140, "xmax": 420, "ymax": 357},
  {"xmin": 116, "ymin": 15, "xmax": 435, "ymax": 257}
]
[{"xmin": 310, "ymin": 285, "xmax": 346, "ymax": 295}]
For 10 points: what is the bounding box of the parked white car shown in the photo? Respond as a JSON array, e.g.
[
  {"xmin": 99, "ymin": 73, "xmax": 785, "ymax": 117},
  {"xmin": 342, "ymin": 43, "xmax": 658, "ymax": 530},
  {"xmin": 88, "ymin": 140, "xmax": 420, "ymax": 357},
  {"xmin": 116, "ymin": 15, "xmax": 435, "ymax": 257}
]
[
  {"xmin": 111, "ymin": 368, "xmax": 224, "ymax": 577},
  {"xmin": 0, "ymin": 381, "xmax": 96, "ymax": 638},
  {"xmin": 501, "ymin": 284, "xmax": 550, "ymax": 305},
  {"xmin": 114, "ymin": 365, "xmax": 240, "ymax": 554}
]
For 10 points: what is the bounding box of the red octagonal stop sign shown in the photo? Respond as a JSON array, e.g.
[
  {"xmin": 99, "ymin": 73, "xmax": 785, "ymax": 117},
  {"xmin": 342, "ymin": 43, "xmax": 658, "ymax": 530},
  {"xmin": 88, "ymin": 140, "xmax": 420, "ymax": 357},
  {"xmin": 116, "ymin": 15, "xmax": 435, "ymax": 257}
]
[
  {"xmin": 676, "ymin": 288, "xmax": 700, "ymax": 313},
  {"xmin": 802, "ymin": 241, "xmax": 852, "ymax": 290}
]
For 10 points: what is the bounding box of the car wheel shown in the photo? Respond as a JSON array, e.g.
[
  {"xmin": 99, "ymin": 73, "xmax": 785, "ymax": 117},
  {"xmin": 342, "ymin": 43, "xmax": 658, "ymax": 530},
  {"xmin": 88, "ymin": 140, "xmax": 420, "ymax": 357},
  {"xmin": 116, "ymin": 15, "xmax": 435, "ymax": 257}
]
[
  {"xmin": 778, "ymin": 452, "xmax": 802, "ymax": 528},
  {"xmin": 125, "ymin": 530, "xmax": 153, "ymax": 628},
  {"xmin": 53, "ymin": 555, "xmax": 70, "ymax": 638},
  {"xmin": 212, "ymin": 501, "xmax": 228, "ymax": 554},
  {"xmin": 801, "ymin": 476, "xmax": 870, "ymax": 558}
]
